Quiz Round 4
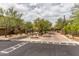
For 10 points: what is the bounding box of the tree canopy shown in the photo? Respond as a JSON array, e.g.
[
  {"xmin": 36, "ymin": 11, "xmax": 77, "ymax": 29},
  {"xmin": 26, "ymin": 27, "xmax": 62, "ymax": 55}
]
[{"xmin": 34, "ymin": 18, "xmax": 52, "ymax": 35}]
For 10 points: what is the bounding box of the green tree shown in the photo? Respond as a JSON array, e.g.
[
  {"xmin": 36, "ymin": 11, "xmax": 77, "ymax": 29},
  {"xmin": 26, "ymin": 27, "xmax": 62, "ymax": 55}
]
[
  {"xmin": 34, "ymin": 18, "xmax": 52, "ymax": 35},
  {"xmin": 24, "ymin": 21, "xmax": 33, "ymax": 34},
  {"xmin": 63, "ymin": 8, "xmax": 79, "ymax": 35},
  {"xmin": 6, "ymin": 7, "xmax": 24, "ymax": 34},
  {"xmin": 0, "ymin": 7, "xmax": 24, "ymax": 37},
  {"xmin": 55, "ymin": 18, "xmax": 64, "ymax": 30}
]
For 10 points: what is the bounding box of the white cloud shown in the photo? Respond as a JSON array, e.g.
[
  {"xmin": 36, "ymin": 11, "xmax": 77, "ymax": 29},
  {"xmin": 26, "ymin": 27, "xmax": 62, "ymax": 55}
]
[{"xmin": 0, "ymin": 3, "xmax": 75, "ymax": 24}]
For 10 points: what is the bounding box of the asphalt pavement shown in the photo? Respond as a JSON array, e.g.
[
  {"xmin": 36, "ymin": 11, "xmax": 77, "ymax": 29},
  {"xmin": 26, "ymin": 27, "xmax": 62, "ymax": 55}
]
[
  {"xmin": 0, "ymin": 41, "xmax": 79, "ymax": 56},
  {"xmin": 0, "ymin": 32, "xmax": 79, "ymax": 56},
  {"xmin": 0, "ymin": 40, "xmax": 22, "ymax": 51}
]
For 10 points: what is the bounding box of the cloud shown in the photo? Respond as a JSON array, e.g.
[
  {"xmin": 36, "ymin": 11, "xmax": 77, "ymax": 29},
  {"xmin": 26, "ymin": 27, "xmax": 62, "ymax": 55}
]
[{"xmin": 0, "ymin": 3, "xmax": 75, "ymax": 24}]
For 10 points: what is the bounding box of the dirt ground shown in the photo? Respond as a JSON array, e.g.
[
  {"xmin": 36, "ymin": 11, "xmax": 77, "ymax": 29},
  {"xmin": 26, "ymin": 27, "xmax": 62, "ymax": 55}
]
[
  {"xmin": 66, "ymin": 34, "xmax": 79, "ymax": 42},
  {"xmin": 0, "ymin": 32, "xmax": 79, "ymax": 43},
  {"xmin": 0, "ymin": 34, "xmax": 27, "ymax": 40}
]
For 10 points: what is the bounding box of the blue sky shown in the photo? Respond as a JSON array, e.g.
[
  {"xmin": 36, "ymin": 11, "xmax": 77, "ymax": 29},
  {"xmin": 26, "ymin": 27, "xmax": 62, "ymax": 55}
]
[{"xmin": 0, "ymin": 3, "xmax": 75, "ymax": 24}]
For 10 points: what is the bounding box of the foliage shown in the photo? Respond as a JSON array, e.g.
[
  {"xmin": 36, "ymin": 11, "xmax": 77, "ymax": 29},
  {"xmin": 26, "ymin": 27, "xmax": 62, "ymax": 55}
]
[
  {"xmin": 63, "ymin": 9, "xmax": 79, "ymax": 35},
  {"xmin": 0, "ymin": 7, "xmax": 24, "ymax": 36},
  {"xmin": 24, "ymin": 21, "xmax": 33, "ymax": 33},
  {"xmin": 34, "ymin": 18, "xmax": 52, "ymax": 35}
]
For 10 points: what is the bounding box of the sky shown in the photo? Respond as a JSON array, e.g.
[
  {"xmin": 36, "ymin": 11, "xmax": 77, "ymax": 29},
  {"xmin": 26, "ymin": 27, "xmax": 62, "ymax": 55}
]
[{"xmin": 0, "ymin": 3, "xmax": 75, "ymax": 24}]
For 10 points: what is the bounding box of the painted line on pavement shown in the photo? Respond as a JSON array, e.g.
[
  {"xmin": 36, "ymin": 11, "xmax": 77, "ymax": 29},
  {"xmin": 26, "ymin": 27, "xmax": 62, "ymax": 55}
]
[
  {"xmin": 23, "ymin": 40, "xmax": 79, "ymax": 46},
  {"xmin": 0, "ymin": 42, "xmax": 28, "ymax": 54}
]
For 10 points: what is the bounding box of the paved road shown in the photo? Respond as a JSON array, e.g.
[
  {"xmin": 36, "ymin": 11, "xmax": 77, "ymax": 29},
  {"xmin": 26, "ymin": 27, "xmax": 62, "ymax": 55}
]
[
  {"xmin": 0, "ymin": 40, "xmax": 22, "ymax": 51},
  {"xmin": 0, "ymin": 32, "xmax": 79, "ymax": 56},
  {"xmin": 0, "ymin": 41, "xmax": 79, "ymax": 56}
]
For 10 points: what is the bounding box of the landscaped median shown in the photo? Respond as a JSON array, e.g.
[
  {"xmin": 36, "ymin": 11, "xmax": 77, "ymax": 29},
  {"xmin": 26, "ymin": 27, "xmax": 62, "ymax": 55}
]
[
  {"xmin": 66, "ymin": 34, "xmax": 79, "ymax": 42},
  {"xmin": 16, "ymin": 37, "xmax": 79, "ymax": 45},
  {"xmin": 0, "ymin": 34, "xmax": 27, "ymax": 40},
  {"xmin": 13, "ymin": 33, "xmax": 79, "ymax": 45},
  {"xmin": 55, "ymin": 32, "xmax": 79, "ymax": 44},
  {"xmin": 0, "ymin": 32, "xmax": 79, "ymax": 45}
]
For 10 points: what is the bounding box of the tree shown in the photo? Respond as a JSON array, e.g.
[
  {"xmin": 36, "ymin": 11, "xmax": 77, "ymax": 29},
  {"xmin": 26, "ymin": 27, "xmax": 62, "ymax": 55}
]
[
  {"xmin": 0, "ymin": 7, "xmax": 24, "ymax": 37},
  {"xmin": 24, "ymin": 21, "xmax": 33, "ymax": 34},
  {"xmin": 63, "ymin": 7, "xmax": 79, "ymax": 35},
  {"xmin": 55, "ymin": 18, "xmax": 64, "ymax": 30},
  {"xmin": 6, "ymin": 7, "xmax": 24, "ymax": 34},
  {"xmin": 34, "ymin": 18, "xmax": 52, "ymax": 35}
]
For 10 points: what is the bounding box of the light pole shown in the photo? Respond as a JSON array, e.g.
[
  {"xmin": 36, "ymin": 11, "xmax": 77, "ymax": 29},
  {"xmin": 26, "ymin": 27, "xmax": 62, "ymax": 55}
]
[{"xmin": 62, "ymin": 15, "xmax": 66, "ymax": 34}]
